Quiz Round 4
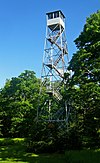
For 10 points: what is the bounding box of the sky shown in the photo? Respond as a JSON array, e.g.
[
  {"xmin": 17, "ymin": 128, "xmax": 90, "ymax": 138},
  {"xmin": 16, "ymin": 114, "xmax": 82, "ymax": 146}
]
[{"xmin": 0, "ymin": 0, "xmax": 100, "ymax": 88}]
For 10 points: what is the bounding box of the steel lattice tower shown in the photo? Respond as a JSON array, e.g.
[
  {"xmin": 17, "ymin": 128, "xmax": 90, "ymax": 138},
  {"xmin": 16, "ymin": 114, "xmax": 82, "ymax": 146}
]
[{"xmin": 37, "ymin": 10, "xmax": 70, "ymax": 123}]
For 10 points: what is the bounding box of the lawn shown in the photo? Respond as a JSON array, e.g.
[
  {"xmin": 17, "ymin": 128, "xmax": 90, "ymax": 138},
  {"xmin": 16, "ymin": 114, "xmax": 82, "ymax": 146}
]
[
  {"xmin": 65, "ymin": 149, "xmax": 100, "ymax": 163},
  {"xmin": 0, "ymin": 138, "xmax": 100, "ymax": 163},
  {"xmin": 0, "ymin": 138, "xmax": 66, "ymax": 163}
]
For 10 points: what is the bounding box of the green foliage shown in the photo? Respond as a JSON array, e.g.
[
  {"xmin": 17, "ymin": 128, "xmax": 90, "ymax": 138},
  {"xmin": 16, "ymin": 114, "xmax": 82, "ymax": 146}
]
[
  {"xmin": 26, "ymin": 140, "xmax": 56, "ymax": 154},
  {"xmin": 0, "ymin": 138, "xmax": 25, "ymax": 146},
  {"xmin": 0, "ymin": 70, "xmax": 40, "ymax": 138},
  {"xmin": 69, "ymin": 10, "xmax": 100, "ymax": 85},
  {"xmin": 74, "ymin": 10, "xmax": 100, "ymax": 49},
  {"xmin": 67, "ymin": 10, "xmax": 100, "ymax": 149}
]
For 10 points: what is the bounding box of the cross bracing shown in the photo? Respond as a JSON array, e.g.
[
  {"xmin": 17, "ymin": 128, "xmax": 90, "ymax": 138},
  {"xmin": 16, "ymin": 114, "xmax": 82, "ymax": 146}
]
[{"xmin": 37, "ymin": 10, "xmax": 70, "ymax": 123}]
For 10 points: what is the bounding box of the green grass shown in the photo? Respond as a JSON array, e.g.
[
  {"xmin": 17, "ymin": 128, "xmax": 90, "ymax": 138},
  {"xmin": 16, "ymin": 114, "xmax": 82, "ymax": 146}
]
[
  {"xmin": 0, "ymin": 138, "xmax": 66, "ymax": 163},
  {"xmin": 65, "ymin": 149, "xmax": 100, "ymax": 163},
  {"xmin": 0, "ymin": 138, "xmax": 100, "ymax": 163}
]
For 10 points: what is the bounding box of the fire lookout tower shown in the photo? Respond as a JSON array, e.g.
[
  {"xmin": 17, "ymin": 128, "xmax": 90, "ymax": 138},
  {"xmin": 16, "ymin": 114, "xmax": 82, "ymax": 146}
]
[{"xmin": 37, "ymin": 10, "xmax": 70, "ymax": 123}]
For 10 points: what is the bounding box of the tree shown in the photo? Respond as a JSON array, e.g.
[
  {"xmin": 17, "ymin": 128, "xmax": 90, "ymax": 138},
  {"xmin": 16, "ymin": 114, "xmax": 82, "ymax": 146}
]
[
  {"xmin": 68, "ymin": 10, "xmax": 100, "ymax": 148},
  {"xmin": 0, "ymin": 70, "xmax": 40, "ymax": 137}
]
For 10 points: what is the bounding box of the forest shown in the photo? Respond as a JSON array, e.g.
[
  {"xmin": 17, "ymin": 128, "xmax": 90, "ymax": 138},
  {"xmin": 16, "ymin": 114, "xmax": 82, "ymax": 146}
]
[{"xmin": 0, "ymin": 10, "xmax": 100, "ymax": 162}]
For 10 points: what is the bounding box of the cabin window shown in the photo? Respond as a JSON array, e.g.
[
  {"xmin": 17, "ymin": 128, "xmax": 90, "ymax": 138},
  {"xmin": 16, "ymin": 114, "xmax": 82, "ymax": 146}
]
[
  {"xmin": 54, "ymin": 11, "xmax": 59, "ymax": 18},
  {"xmin": 48, "ymin": 13, "xmax": 53, "ymax": 19}
]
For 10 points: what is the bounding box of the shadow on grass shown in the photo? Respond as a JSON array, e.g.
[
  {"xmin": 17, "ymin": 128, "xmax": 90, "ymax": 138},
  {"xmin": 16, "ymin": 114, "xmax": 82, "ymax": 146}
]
[
  {"xmin": 0, "ymin": 138, "xmax": 66, "ymax": 163},
  {"xmin": 1, "ymin": 138, "xmax": 100, "ymax": 163},
  {"xmin": 65, "ymin": 149, "xmax": 100, "ymax": 163}
]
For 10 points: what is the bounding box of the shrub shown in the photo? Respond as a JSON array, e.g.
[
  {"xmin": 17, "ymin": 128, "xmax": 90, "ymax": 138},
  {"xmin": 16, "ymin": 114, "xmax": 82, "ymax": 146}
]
[{"xmin": 26, "ymin": 140, "xmax": 56, "ymax": 153}]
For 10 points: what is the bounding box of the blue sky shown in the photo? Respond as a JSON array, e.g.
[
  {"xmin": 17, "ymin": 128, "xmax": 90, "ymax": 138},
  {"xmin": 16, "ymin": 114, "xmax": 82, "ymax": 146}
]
[{"xmin": 0, "ymin": 0, "xmax": 99, "ymax": 88}]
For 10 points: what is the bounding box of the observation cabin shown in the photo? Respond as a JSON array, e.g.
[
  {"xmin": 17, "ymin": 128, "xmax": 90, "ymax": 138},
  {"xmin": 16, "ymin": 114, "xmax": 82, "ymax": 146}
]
[{"xmin": 46, "ymin": 10, "xmax": 65, "ymax": 31}]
